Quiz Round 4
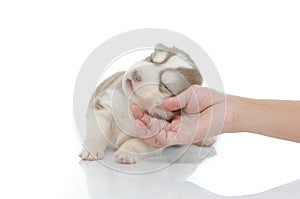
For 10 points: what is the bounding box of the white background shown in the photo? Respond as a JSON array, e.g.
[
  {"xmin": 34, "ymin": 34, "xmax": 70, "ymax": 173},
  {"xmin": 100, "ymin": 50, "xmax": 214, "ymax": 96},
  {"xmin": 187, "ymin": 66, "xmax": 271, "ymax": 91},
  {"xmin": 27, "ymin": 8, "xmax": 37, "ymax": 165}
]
[{"xmin": 1, "ymin": 1, "xmax": 300, "ymax": 199}]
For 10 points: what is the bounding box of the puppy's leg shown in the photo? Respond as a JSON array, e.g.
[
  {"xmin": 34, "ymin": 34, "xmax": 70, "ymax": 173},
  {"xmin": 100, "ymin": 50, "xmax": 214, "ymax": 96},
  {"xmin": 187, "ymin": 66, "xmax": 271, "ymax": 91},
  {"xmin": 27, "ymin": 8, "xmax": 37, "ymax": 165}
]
[
  {"xmin": 114, "ymin": 138, "xmax": 158, "ymax": 164},
  {"xmin": 79, "ymin": 110, "xmax": 111, "ymax": 161},
  {"xmin": 195, "ymin": 137, "xmax": 216, "ymax": 147}
]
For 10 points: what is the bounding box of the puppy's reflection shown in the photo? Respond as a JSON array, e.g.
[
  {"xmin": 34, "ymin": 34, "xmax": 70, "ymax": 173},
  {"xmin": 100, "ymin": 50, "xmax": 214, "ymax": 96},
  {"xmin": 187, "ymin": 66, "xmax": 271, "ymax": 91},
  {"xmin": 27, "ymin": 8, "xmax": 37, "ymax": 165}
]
[{"xmin": 80, "ymin": 146, "xmax": 220, "ymax": 199}]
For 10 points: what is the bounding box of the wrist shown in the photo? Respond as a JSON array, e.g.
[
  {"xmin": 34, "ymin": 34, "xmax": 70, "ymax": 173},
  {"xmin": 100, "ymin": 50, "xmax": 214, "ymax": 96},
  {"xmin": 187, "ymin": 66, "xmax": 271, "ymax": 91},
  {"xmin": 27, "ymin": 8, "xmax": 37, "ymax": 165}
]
[{"xmin": 222, "ymin": 95, "xmax": 256, "ymax": 133}]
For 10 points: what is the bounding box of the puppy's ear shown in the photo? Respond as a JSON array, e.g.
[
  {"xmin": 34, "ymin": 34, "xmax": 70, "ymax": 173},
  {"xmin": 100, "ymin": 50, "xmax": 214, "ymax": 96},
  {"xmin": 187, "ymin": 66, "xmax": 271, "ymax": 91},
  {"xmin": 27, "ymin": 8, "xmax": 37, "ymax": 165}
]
[
  {"xmin": 160, "ymin": 67, "xmax": 203, "ymax": 95},
  {"xmin": 150, "ymin": 44, "xmax": 198, "ymax": 67},
  {"xmin": 147, "ymin": 43, "xmax": 174, "ymax": 64}
]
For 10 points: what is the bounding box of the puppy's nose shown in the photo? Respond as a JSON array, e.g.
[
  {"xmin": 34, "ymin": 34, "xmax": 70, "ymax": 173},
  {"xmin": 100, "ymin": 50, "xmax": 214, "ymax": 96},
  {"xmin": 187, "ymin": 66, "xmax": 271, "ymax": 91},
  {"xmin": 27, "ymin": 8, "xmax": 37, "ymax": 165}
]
[{"xmin": 132, "ymin": 70, "xmax": 142, "ymax": 82}]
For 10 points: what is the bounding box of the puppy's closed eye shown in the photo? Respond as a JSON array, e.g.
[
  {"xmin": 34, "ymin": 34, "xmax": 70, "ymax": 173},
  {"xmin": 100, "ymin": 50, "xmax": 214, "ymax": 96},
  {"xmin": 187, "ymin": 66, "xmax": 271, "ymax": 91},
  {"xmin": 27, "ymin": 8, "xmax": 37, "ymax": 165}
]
[{"xmin": 159, "ymin": 82, "xmax": 172, "ymax": 93}]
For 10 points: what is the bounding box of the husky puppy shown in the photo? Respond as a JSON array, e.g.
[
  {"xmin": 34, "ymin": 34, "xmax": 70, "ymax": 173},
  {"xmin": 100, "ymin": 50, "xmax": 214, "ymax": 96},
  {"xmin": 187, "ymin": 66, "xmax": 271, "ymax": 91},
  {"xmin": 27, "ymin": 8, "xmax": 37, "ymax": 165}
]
[{"xmin": 79, "ymin": 44, "xmax": 215, "ymax": 164}]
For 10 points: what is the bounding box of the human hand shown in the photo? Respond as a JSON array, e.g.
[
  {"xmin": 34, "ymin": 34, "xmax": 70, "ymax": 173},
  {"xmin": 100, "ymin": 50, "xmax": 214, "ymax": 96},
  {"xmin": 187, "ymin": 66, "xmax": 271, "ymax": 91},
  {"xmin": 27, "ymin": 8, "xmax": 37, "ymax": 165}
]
[{"xmin": 131, "ymin": 85, "xmax": 227, "ymax": 147}]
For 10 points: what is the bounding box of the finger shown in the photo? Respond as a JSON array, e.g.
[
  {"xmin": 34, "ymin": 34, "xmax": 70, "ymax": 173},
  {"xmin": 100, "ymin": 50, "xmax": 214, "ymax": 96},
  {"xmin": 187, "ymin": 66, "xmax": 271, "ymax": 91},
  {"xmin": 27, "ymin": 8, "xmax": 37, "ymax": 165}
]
[
  {"xmin": 133, "ymin": 108, "xmax": 170, "ymax": 140},
  {"xmin": 145, "ymin": 117, "xmax": 169, "ymax": 138},
  {"xmin": 146, "ymin": 121, "xmax": 178, "ymax": 147},
  {"xmin": 141, "ymin": 122, "xmax": 181, "ymax": 147},
  {"xmin": 131, "ymin": 103, "xmax": 151, "ymax": 125},
  {"xmin": 131, "ymin": 103, "xmax": 143, "ymax": 119},
  {"xmin": 152, "ymin": 128, "xmax": 173, "ymax": 146},
  {"xmin": 134, "ymin": 120, "xmax": 148, "ymax": 138},
  {"xmin": 160, "ymin": 85, "xmax": 200, "ymax": 112},
  {"xmin": 159, "ymin": 96, "xmax": 185, "ymax": 112},
  {"xmin": 134, "ymin": 118, "xmax": 164, "ymax": 139},
  {"xmin": 135, "ymin": 117, "xmax": 172, "ymax": 146}
]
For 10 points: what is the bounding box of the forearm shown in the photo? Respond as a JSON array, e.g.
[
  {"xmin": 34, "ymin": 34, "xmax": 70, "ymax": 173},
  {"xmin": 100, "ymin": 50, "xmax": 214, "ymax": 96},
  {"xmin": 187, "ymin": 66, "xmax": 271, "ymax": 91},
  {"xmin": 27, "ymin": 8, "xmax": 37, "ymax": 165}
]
[{"xmin": 224, "ymin": 95, "xmax": 300, "ymax": 143}]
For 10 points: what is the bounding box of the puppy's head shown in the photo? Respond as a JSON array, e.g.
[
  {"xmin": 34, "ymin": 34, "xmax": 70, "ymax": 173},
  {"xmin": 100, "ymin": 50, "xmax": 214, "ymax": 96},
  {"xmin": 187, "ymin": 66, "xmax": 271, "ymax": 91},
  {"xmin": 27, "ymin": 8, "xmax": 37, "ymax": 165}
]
[{"xmin": 122, "ymin": 44, "xmax": 202, "ymax": 120}]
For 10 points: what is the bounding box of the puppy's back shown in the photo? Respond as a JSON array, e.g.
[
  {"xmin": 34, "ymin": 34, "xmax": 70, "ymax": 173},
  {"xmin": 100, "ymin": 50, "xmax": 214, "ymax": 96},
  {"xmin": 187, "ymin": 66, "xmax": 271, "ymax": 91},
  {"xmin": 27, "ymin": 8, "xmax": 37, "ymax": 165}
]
[{"xmin": 90, "ymin": 71, "xmax": 125, "ymax": 109}]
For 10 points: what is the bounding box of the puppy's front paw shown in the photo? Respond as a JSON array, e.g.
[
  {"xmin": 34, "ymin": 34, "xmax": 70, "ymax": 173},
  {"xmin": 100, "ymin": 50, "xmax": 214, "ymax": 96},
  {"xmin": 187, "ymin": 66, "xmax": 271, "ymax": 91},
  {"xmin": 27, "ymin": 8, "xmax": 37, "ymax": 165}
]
[
  {"xmin": 114, "ymin": 149, "xmax": 137, "ymax": 164},
  {"xmin": 149, "ymin": 106, "xmax": 174, "ymax": 121},
  {"xmin": 79, "ymin": 147, "xmax": 104, "ymax": 161}
]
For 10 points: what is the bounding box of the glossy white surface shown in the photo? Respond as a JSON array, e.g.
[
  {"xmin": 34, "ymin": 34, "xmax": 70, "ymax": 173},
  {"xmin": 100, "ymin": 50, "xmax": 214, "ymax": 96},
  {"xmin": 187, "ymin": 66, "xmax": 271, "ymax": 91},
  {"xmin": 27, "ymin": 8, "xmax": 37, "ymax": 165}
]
[{"xmin": 64, "ymin": 134, "xmax": 300, "ymax": 199}]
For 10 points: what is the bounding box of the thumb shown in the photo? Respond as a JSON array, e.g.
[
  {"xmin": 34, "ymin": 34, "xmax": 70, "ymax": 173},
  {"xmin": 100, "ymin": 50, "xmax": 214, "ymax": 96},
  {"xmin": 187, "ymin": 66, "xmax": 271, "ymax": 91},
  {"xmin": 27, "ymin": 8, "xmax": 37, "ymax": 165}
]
[{"xmin": 160, "ymin": 85, "xmax": 199, "ymax": 112}]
